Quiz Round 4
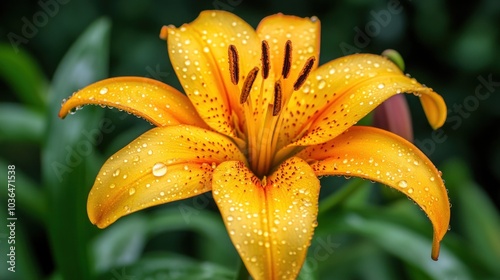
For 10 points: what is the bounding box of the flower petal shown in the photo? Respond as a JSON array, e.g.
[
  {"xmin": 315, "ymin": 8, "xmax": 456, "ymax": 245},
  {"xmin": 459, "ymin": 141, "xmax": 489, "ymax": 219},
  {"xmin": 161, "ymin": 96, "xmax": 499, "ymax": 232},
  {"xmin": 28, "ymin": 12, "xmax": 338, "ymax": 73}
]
[
  {"xmin": 164, "ymin": 10, "xmax": 260, "ymax": 138},
  {"xmin": 296, "ymin": 126, "xmax": 450, "ymax": 260},
  {"xmin": 59, "ymin": 77, "xmax": 207, "ymax": 128},
  {"xmin": 256, "ymin": 13, "xmax": 320, "ymax": 96},
  {"xmin": 212, "ymin": 157, "xmax": 320, "ymax": 280},
  {"xmin": 277, "ymin": 54, "xmax": 446, "ymax": 149},
  {"xmin": 88, "ymin": 125, "xmax": 246, "ymax": 228}
]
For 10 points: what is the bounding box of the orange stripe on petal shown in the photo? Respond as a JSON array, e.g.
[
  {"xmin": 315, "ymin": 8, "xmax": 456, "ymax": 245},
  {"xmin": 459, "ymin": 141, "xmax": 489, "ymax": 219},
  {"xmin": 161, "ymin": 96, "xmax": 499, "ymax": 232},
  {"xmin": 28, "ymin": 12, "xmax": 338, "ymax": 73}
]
[
  {"xmin": 212, "ymin": 157, "xmax": 320, "ymax": 280},
  {"xmin": 165, "ymin": 10, "xmax": 260, "ymax": 138},
  {"xmin": 58, "ymin": 77, "xmax": 207, "ymax": 128},
  {"xmin": 88, "ymin": 125, "xmax": 246, "ymax": 228},
  {"xmin": 297, "ymin": 126, "xmax": 450, "ymax": 260}
]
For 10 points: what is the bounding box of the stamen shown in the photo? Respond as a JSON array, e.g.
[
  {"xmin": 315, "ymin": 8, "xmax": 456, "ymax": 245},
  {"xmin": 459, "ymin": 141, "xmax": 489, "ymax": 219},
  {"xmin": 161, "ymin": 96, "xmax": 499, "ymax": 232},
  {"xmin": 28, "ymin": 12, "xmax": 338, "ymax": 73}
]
[
  {"xmin": 293, "ymin": 56, "xmax": 316, "ymax": 91},
  {"xmin": 261, "ymin": 40, "xmax": 270, "ymax": 79},
  {"xmin": 281, "ymin": 40, "xmax": 292, "ymax": 79},
  {"xmin": 273, "ymin": 80, "xmax": 283, "ymax": 116},
  {"xmin": 240, "ymin": 67, "xmax": 259, "ymax": 103},
  {"xmin": 228, "ymin": 45, "xmax": 239, "ymax": 85}
]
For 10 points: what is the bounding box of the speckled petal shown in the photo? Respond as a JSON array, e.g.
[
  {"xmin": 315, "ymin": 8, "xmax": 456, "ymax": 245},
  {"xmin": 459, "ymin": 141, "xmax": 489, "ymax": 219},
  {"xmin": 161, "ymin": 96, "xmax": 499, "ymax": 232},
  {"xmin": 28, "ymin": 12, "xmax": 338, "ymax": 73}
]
[
  {"xmin": 256, "ymin": 13, "xmax": 320, "ymax": 96},
  {"xmin": 165, "ymin": 10, "xmax": 260, "ymax": 138},
  {"xmin": 296, "ymin": 126, "xmax": 450, "ymax": 260},
  {"xmin": 88, "ymin": 125, "xmax": 247, "ymax": 228},
  {"xmin": 59, "ymin": 77, "xmax": 207, "ymax": 128},
  {"xmin": 277, "ymin": 54, "xmax": 446, "ymax": 150},
  {"xmin": 212, "ymin": 157, "xmax": 320, "ymax": 280}
]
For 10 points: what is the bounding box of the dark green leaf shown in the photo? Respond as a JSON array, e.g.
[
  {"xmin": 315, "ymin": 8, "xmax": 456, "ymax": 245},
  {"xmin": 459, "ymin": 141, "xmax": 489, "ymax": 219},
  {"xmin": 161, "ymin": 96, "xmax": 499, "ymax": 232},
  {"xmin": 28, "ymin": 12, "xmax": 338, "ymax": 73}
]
[
  {"xmin": 42, "ymin": 17, "xmax": 111, "ymax": 280},
  {"xmin": 0, "ymin": 44, "xmax": 47, "ymax": 110},
  {"xmin": 0, "ymin": 104, "xmax": 45, "ymax": 143},
  {"xmin": 96, "ymin": 252, "xmax": 235, "ymax": 280}
]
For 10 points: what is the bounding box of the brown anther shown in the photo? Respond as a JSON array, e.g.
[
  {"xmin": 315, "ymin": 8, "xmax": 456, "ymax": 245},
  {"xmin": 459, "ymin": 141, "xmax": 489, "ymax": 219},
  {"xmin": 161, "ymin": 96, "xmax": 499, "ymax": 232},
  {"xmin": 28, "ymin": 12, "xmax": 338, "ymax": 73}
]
[
  {"xmin": 273, "ymin": 80, "xmax": 283, "ymax": 116},
  {"xmin": 282, "ymin": 40, "xmax": 292, "ymax": 79},
  {"xmin": 261, "ymin": 40, "xmax": 270, "ymax": 79},
  {"xmin": 228, "ymin": 45, "xmax": 239, "ymax": 85},
  {"xmin": 240, "ymin": 67, "xmax": 259, "ymax": 103},
  {"xmin": 293, "ymin": 56, "xmax": 315, "ymax": 91}
]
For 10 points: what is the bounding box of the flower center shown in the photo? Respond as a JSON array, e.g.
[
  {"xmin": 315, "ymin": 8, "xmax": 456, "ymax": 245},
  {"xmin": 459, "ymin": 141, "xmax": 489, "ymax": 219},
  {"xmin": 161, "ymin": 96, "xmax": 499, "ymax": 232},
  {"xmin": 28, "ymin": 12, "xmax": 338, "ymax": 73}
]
[{"xmin": 228, "ymin": 40, "xmax": 315, "ymax": 177}]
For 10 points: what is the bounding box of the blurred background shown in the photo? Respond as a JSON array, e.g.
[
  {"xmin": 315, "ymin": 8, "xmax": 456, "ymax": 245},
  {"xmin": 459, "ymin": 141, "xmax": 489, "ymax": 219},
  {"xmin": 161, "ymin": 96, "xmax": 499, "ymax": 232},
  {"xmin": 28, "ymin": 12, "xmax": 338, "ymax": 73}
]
[{"xmin": 0, "ymin": 0, "xmax": 499, "ymax": 279}]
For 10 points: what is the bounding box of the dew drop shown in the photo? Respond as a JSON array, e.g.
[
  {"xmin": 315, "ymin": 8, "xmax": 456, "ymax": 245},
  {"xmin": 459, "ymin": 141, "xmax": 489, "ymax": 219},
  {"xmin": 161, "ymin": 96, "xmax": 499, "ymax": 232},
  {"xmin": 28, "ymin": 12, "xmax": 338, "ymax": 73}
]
[
  {"xmin": 112, "ymin": 169, "xmax": 121, "ymax": 177},
  {"xmin": 407, "ymin": 188, "xmax": 414, "ymax": 194},
  {"xmin": 133, "ymin": 155, "xmax": 140, "ymax": 162},
  {"xmin": 129, "ymin": 188, "xmax": 136, "ymax": 195},
  {"xmin": 318, "ymin": 79, "xmax": 326, "ymax": 90},
  {"xmin": 109, "ymin": 183, "xmax": 116, "ymax": 189},
  {"xmin": 99, "ymin": 87, "xmax": 108, "ymax": 95},
  {"xmin": 152, "ymin": 162, "xmax": 167, "ymax": 177},
  {"xmin": 430, "ymin": 176, "xmax": 435, "ymax": 182},
  {"xmin": 377, "ymin": 83, "xmax": 385, "ymax": 89},
  {"xmin": 397, "ymin": 180, "xmax": 408, "ymax": 189}
]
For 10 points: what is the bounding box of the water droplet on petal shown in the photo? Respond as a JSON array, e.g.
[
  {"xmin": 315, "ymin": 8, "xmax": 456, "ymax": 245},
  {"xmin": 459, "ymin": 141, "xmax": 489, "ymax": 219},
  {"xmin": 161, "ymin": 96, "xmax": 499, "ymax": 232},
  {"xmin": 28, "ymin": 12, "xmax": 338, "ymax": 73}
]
[
  {"xmin": 109, "ymin": 184, "xmax": 115, "ymax": 189},
  {"xmin": 129, "ymin": 188, "xmax": 136, "ymax": 195},
  {"xmin": 377, "ymin": 83, "xmax": 385, "ymax": 89},
  {"xmin": 152, "ymin": 162, "xmax": 167, "ymax": 177},
  {"xmin": 99, "ymin": 87, "xmax": 108, "ymax": 95},
  {"xmin": 133, "ymin": 155, "xmax": 140, "ymax": 162},
  {"xmin": 398, "ymin": 180, "xmax": 408, "ymax": 189},
  {"xmin": 407, "ymin": 187, "xmax": 414, "ymax": 194},
  {"xmin": 318, "ymin": 79, "xmax": 326, "ymax": 90},
  {"xmin": 112, "ymin": 169, "xmax": 121, "ymax": 177}
]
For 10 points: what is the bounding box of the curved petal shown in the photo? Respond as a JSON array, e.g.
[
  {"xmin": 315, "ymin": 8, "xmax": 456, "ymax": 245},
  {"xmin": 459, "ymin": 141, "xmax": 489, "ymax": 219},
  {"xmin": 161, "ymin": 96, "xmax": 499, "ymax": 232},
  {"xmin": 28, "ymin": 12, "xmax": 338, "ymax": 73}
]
[
  {"xmin": 164, "ymin": 10, "xmax": 260, "ymax": 138},
  {"xmin": 212, "ymin": 157, "xmax": 320, "ymax": 280},
  {"xmin": 277, "ymin": 54, "xmax": 446, "ymax": 150},
  {"xmin": 88, "ymin": 125, "xmax": 246, "ymax": 228},
  {"xmin": 257, "ymin": 13, "xmax": 320, "ymax": 90},
  {"xmin": 296, "ymin": 126, "xmax": 450, "ymax": 260},
  {"xmin": 59, "ymin": 77, "xmax": 207, "ymax": 128}
]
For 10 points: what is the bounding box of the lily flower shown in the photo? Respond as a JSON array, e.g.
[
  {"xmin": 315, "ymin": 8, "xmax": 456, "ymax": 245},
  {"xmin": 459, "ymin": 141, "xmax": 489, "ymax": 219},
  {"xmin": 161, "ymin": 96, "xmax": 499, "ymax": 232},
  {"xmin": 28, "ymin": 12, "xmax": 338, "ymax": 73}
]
[{"xmin": 59, "ymin": 10, "xmax": 449, "ymax": 280}]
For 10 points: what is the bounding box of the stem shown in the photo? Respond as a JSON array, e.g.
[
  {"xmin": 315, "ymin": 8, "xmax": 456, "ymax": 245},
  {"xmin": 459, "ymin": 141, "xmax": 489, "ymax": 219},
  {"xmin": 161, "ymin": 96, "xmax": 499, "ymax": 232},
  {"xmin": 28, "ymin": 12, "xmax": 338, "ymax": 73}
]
[{"xmin": 318, "ymin": 178, "xmax": 365, "ymax": 215}]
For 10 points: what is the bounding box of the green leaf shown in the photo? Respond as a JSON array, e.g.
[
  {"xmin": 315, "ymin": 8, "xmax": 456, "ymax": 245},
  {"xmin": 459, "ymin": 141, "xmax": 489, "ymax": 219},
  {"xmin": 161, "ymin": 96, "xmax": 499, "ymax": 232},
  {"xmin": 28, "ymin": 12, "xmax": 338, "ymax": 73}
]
[
  {"xmin": 0, "ymin": 159, "xmax": 47, "ymax": 224},
  {"xmin": 443, "ymin": 158, "xmax": 500, "ymax": 276},
  {"xmin": 42, "ymin": 17, "xmax": 111, "ymax": 280},
  {"xmin": 91, "ymin": 214, "xmax": 148, "ymax": 274},
  {"xmin": 0, "ymin": 44, "xmax": 47, "ymax": 110},
  {"xmin": 147, "ymin": 207, "xmax": 237, "ymax": 266},
  {"xmin": 341, "ymin": 211, "xmax": 473, "ymax": 280},
  {"xmin": 0, "ymin": 103, "xmax": 45, "ymax": 143},
  {"xmin": 96, "ymin": 252, "xmax": 235, "ymax": 280}
]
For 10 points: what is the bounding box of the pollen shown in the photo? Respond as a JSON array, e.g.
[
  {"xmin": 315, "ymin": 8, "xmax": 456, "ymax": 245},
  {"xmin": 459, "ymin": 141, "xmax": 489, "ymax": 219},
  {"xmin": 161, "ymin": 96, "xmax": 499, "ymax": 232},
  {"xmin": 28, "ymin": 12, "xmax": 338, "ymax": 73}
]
[{"xmin": 228, "ymin": 44, "xmax": 240, "ymax": 85}]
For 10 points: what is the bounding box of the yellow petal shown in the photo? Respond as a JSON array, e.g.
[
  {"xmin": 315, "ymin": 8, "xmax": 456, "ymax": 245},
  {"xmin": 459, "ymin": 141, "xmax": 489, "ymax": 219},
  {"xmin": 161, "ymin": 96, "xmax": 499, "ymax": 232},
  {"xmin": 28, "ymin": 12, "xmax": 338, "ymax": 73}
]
[
  {"xmin": 59, "ymin": 77, "xmax": 207, "ymax": 128},
  {"xmin": 212, "ymin": 157, "xmax": 320, "ymax": 280},
  {"xmin": 296, "ymin": 126, "xmax": 450, "ymax": 260},
  {"xmin": 257, "ymin": 13, "xmax": 320, "ymax": 96},
  {"xmin": 88, "ymin": 125, "xmax": 246, "ymax": 228},
  {"xmin": 164, "ymin": 10, "xmax": 260, "ymax": 138},
  {"xmin": 277, "ymin": 54, "xmax": 446, "ymax": 149}
]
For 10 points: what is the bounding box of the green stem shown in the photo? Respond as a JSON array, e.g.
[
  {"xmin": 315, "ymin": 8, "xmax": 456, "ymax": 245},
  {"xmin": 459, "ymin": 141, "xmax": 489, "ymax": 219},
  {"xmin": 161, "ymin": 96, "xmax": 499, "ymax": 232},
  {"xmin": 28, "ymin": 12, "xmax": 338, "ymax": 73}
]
[
  {"xmin": 318, "ymin": 178, "xmax": 365, "ymax": 215},
  {"xmin": 234, "ymin": 258, "xmax": 251, "ymax": 280}
]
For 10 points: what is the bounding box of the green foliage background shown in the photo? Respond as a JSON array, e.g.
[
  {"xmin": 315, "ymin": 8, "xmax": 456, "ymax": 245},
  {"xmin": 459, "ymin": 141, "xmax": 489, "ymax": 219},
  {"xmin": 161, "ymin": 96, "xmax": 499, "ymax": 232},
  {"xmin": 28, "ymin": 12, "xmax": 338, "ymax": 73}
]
[{"xmin": 0, "ymin": 0, "xmax": 499, "ymax": 279}]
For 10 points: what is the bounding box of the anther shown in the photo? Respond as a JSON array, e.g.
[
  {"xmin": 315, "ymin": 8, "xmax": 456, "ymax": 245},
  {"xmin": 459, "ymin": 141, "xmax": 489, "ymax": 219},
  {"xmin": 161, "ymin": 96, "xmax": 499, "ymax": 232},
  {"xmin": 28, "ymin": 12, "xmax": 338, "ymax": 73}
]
[
  {"xmin": 228, "ymin": 45, "xmax": 239, "ymax": 85},
  {"xmin": 293, "ymin": 56, "xmax": 315, "ymax": 91},
  {"xmin": 282, "ymin": 40, "xmax": 292, "ymax": 79},
  {"xmin": 273, "ymin": 80, "xmax": 283, "ymax": 116},
  {"xmin": 261, "ymin": 40, "xmax": 270, "ymax": 79},
  {"xmin": 240, "ymin": 67, "xmax": 259, "ymax": 103}
]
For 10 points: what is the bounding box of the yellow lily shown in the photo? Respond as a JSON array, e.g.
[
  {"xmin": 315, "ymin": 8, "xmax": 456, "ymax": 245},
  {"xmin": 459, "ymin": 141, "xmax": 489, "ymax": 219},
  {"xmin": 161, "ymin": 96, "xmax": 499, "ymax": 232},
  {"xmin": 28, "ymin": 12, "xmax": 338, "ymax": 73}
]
[{"xmin": 59, "ymin": 10, "xmax": 450, "ymax": 280}]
